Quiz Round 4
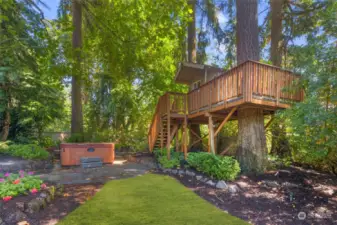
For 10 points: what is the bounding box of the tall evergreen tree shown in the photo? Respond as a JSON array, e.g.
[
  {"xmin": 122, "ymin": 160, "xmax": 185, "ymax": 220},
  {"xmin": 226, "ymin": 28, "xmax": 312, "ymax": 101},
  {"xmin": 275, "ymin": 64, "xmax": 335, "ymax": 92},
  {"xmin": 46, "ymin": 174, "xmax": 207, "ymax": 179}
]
[{"xmin": 235, "ymin": 0, "xmax": 267, "ymax": 173}]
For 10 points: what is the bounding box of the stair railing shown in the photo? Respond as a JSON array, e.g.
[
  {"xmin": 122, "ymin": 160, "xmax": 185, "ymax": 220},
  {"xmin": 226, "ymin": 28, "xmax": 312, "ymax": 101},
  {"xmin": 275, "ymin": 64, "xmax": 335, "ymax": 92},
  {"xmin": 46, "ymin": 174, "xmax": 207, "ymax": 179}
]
[{"xmin": 148, "ymin": 92, "xmax": 187, "ymax": 151}]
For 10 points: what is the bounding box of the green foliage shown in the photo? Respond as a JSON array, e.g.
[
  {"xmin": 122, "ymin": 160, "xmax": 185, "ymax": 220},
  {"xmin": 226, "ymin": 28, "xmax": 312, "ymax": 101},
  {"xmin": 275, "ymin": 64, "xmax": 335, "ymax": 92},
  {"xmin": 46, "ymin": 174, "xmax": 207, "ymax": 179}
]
[
  {"xmin": 0, "ymin": 143, "xmax": 49, "ymax": 160},
  {"xmin": 158, "ymin": 156, "xmax": 180, "ymax": 169},
  {"xmin": 154, "ymin": 148, "xmax": 183, "ymax": 169},
  {"xmin": 187, "ymin": 152, "xmax": 240, "ymax": 181},
  {"xmin": 0, "ymin": 172, "xmax": 43, "ymax": 198}
]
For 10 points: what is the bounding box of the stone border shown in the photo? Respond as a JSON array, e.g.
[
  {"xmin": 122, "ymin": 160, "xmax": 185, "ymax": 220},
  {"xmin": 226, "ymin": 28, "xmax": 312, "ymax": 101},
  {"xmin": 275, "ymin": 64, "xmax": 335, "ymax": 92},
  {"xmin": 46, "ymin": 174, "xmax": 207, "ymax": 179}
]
[
  {"xmin": 158, "ymin": 167, "xmax": 240, "ymax": 193},
  {"xmin": 0, "ymin": 158, "xmax": 54, "ymax": 173},
  {"xmin": 0, "ymin": 185, "xmax": 64, "ymax": 225}
]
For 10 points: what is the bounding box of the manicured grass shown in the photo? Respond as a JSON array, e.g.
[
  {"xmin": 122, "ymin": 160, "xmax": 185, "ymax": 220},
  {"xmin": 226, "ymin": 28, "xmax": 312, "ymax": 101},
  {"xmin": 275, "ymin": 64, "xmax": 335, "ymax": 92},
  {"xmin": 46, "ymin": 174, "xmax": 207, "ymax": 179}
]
[{"xmin": 58, "ymin": 174, "xmax": 247, "ymax": 225}]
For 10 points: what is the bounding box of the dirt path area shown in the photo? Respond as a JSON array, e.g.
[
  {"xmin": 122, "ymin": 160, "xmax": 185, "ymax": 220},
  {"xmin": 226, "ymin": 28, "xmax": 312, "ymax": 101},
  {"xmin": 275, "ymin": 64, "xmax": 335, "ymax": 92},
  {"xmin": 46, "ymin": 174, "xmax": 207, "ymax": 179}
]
[{"xmin": 171, "ymin": 166, "xmax": 337, "ymax": 225}]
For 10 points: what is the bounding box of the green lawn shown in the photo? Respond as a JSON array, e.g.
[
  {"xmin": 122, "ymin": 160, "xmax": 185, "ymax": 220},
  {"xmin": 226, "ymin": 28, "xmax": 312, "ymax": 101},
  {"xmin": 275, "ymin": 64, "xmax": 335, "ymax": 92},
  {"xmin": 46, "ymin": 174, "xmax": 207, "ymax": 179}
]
[{"xmin": 58, "ymin": 174, "xmax": 247, "ymax": 225}]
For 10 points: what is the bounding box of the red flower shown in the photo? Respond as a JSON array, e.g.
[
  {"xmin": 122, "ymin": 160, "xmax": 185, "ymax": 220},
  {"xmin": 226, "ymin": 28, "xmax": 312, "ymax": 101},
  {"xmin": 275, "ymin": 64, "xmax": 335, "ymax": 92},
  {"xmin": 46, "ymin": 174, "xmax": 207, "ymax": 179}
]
[
  {"xmin": 30, "ymin": 188, "xmax": 38, "ymax": 194},
  {"xmin": 13, "ymin": 179, "xmax": 20, "ymax": 185},
  {"xmin": 3, "ymin": 196, "xmax": 12, "ymax": 202},
  {"xmin": 40, "ymin": 183, "xmax": 47, "ymax": 189}
]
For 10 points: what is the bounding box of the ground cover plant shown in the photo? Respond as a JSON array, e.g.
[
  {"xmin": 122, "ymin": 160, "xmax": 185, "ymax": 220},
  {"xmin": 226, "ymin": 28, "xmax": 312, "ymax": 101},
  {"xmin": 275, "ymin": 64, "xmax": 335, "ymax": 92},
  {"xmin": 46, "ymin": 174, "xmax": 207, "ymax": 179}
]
[
  {"xmin": 187, "ymin": 152, "xmax": 241, "ymax": 181},
  {"xmin": 0, "ymin": 170, "xmax": 45, "ymax": 200},
  {"xmin": 0, "ymin": 143, "xmax": 49, "ymax": 160},
  {"xmin": 58, "ymin": 174, "xmax": 247, "ymax": 225}
]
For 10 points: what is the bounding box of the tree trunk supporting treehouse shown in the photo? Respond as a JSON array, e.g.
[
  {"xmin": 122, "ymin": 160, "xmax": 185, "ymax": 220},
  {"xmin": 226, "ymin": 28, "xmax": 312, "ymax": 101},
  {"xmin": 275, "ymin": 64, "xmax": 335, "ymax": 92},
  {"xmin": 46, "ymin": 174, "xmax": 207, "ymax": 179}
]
[{"xmin": 236, "ymin": 108, "xmax": 267, "ymax": 173}]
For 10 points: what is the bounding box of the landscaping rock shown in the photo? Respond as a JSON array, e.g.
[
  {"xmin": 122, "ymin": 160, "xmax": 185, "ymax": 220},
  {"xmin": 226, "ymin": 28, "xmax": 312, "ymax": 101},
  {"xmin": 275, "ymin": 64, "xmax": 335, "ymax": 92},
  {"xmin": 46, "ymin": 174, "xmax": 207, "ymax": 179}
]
[
  {"xmin": 4, "ymin": 210, "xmax": 27, "ymax": 224},
  {"xmin": 263, "ymin": 180, "xmax": 279, "ymax": 188},
  {"xmin": 216, "ymin": 180, "xmax": 227, "ymax": 189},
  {"xmin": 228, "ymin": 184, "xmax": 240, "ymax": 194},
  {"xmin": 26, "ymin": 199, "xmax": 41, "ymax": 214},
  {"xmin": 186, "ymin": 170, "xmax": 196, "ymax": 177},
  {"xmin": 171, "ymin": 169, "xmax": 178, "ymax": 174},
  {"xmin": 196, "ymin": 175, "xmax": 203, "ymax": 181},
  {"xmin": 201, "ymin": 178, "xmax": 208, "ymax": 183},
  {"xmin": 206, "ymin": 180, "xmax": 216, "ymax": 187},
  {"xmin": 16, "ymin": 201, "xmax": 25, "ymax": 211},
  {"xmin": 282, "ymin": 181, "xmax": 299, "ymax": 188},
  {"xmin": 0, "ymin": 216, "xmax": 3, "ymax": 224},
  {"xmin": 40, "ymin": 191, "xmax": 52, "ymax": 203},
  {"xmin": 178, "ymin": 170, "xmax": 185, "ymax": 175}
]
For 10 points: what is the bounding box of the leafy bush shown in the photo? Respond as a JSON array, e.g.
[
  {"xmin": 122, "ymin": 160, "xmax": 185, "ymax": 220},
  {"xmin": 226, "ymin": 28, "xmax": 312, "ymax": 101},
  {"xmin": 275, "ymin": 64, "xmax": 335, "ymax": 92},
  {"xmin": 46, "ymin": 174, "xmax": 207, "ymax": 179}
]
[
  {"xmin": 0, "ymin": 144, "xmax": 49, "ymax": 160},
  {"xmin": 0, "ymin": 171, "xmax": 44, "ymax": 199},
  {"xmin": 38, "ymin": 136, "xmax": 54, "ymax": 148},
  {"xmin": 154, "ymin": 148, "xmax": 183, "ymax": 169},
  {"xmin": 158, "ymin": 156, "xmax": 180, "ymax": 169},
  {"xmin": 187, "ymin": 152, "xmax": 240, "ymax": 181}
]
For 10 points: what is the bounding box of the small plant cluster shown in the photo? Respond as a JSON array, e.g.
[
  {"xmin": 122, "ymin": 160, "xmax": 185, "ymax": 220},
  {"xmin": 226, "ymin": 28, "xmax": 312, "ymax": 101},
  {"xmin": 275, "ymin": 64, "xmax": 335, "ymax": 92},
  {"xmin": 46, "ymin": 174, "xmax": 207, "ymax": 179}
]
[
  {"xmin": 154, "ymin": 148, "xmax": 183, "ymax": 169},
  {"xmin": 0, "ymin": 143, "xmax": 49, "ymax": 160},
  {"xmin": 187, "ymin": 152, "xmax": 240, "ymax": 181},
  {"xmin": 0, "ymin": 170, "xmax": 46, "ymax": 201}
]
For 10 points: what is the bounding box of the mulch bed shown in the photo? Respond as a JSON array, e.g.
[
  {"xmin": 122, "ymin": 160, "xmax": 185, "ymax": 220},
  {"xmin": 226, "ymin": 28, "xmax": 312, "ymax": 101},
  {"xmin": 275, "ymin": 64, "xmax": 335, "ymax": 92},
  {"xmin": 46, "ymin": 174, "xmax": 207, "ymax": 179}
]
[
  {"xmin": 168, "ymin": 166, "xmax": 337, "ymax": 225},
  {"xmin": 0, "ymin": 184, "xmax": 103, "ymax": 225}
]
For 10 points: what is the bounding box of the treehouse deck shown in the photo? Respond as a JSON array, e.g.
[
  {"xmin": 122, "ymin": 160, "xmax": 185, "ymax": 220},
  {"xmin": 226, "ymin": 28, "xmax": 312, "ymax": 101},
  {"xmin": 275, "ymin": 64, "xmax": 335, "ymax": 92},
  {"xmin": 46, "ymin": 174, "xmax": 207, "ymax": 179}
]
[{"xmin": 148, "ymin": 60, "xmax": 303, "ymax": 157}]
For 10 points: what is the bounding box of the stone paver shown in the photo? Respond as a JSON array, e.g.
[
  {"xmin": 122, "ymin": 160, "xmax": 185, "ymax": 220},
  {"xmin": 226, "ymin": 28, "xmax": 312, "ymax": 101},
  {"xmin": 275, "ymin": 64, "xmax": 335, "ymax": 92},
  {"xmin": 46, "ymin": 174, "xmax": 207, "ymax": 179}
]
[{"xmin": 38, "ymin": 159, "xmax": 154, "ymax": 185}]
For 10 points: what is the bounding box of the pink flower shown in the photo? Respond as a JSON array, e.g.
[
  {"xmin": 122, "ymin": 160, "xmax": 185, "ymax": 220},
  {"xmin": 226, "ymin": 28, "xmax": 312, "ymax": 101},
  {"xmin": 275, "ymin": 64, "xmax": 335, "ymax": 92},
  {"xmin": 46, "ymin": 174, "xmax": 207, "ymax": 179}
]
[
  {"xmin": 0, "ymin": 178, "xmax": 5, "ymax": 182},
  {"xmin": 28, "ymin": 171, "xmax": 34, "ymax": 175},
  {"xmin": 13, "ymin": 179, "xmax": 20, "ymax": 185},
  {"xmin": 19, "ymin": 170, "xmax": 24, "ymax": 174},
  {"xmin": 20, "ymin": 174, "xmax": 25, "ymax": 178},
  {"xmin": 40, "ymin": 183, "xmax": 47, "ymax": 189},
  {"xmin": 4, "ymin": 172, "xmax": 10, "ymax": 177},
  {"xmin": 30, "ymin": 188, "xmax": 38, "ymax": 194},
  {"xmin": 3, "ymin": 196, "xmax": 12, "ymax": 202}
]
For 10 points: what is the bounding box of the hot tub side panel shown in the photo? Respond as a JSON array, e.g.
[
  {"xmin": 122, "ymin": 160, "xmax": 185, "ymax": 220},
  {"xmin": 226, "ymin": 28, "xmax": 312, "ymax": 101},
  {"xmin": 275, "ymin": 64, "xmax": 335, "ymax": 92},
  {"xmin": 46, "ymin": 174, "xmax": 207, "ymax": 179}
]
[{"xmin": 60, "ymin": 143, "xmax": 115, "ymax": 166}]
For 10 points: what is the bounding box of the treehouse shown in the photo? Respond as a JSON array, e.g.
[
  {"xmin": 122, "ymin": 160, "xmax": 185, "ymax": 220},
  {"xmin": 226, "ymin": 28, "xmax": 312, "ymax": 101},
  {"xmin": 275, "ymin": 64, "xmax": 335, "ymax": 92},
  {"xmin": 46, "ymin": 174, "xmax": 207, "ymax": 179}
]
[{"xmin": 148, "ymin": 60, "xmax": 303, "ymax": 158}]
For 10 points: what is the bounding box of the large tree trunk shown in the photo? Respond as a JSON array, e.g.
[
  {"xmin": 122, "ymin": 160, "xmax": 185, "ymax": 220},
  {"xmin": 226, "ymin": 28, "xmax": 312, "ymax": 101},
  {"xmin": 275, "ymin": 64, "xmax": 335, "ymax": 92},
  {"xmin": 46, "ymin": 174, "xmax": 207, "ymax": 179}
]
[
  {"xmin": 187, "ymin": 0, "xmax": 197, "ymax": 63},
  {"xmin": 236, "ymin": 0, "xmax": 267, "ymax": 173},
  {"xmin": 0, "ymin": 110, "xmax": 10, "ymax": 141},
  {"xmin": 71, "ymin": 0, "xmax": 84, "ymax": 135},
  {"xmin": 187, "ymin": 0, "xmax": 202, "ymax": 150},
  {"xmin": 236, "ymin": 108, "xmax": 267, "ymax": 173},
  {"xmin": 270, "ymin": 0, "xmax": 291, "ymax": 158},
  {"xmin": 236, "ymin": 0, "xmax": 259, "ymax": 63}
]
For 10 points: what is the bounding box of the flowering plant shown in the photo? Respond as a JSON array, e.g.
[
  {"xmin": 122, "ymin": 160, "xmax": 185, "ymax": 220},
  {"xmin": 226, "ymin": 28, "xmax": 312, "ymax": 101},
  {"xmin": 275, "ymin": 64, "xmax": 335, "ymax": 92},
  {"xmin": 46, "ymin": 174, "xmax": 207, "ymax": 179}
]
[{"xmin": 0, "ymin": 171, "xmax": 43, "ymax": 201}]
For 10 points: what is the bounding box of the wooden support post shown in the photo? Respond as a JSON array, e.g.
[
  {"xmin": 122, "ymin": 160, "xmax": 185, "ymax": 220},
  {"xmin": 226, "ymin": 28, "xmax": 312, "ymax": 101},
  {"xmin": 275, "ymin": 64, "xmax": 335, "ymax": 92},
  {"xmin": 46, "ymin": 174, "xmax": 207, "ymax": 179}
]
[
  {"xmin": 160, "ymin": 117, "xmax": 163, "ymax": 149},
  {"xmin": 167, "ymin": 94, "xmax": 171, "ymax": 160},
  {"xmin": 264, "ymin": 116, "xmax": 274, "ymax": 129},
  {"xmin": 208, "ymin": 116, "xmax": 215, "ymax": 154},
  {"xmin": 214, "ymin": 107, "xmax": 237, "ymax": 137},
  {"xmin": 175, "ymin": 128, "xmax": 180, "ymax": 152},
  {"xmin": 183, "ymin": 116, "xmax": 188, "ymax": 159}
]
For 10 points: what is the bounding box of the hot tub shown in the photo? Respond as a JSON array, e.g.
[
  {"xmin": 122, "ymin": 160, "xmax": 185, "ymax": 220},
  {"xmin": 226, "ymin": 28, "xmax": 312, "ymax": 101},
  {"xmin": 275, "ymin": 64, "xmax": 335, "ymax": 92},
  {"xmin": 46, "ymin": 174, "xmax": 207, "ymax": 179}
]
[{"xmin": 60, "ymin": 143, "xmax": 115, "ymax": 166}]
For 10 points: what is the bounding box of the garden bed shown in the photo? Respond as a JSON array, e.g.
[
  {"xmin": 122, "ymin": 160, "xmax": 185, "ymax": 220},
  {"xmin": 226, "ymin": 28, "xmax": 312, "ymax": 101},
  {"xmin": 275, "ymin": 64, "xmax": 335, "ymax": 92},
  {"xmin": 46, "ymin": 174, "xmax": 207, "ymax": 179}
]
[
  {"xmin": 162, "ymin": 166, "xmax": 337, "ymax": 225},
  {"xmin": 0, "ymin": 183, "xmax": 102, "ymax": 225}
]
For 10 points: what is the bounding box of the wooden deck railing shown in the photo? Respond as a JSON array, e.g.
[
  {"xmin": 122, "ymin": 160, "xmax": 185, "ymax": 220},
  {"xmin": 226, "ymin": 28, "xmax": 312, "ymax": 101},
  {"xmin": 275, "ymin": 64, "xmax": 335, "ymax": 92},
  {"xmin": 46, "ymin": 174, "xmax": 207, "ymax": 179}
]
[
  {"xmin": 188, "ymin": 60, "xmax": 303, "ymax": 114},
  {"xmin": 148, "ymin": 92, "xmax": 187, "ymax": 151}
]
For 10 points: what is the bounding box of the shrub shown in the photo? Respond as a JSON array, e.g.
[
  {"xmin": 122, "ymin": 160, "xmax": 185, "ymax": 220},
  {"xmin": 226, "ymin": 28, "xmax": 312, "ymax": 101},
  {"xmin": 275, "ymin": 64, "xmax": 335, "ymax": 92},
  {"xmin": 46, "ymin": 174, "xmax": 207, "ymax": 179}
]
[
  {"xmin": 154, "ymin": 148, "xmax": 183, "ymax": 169},
  {"xmin": 187, "ymin": 152, "xmax": 240, "ymax": 181},
  {"xmin": 0, "ymin": 144, "xmax": 49, "ymax": 160},
  {"xmin": 0, "ymin": 171, "xmax": 44, "ymax": 199},
  {"xmin": 158, "ymin": 156, "xmax": 180, "ymax": 169}
]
